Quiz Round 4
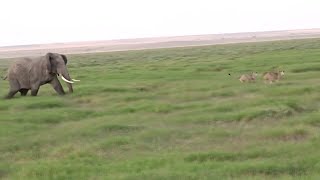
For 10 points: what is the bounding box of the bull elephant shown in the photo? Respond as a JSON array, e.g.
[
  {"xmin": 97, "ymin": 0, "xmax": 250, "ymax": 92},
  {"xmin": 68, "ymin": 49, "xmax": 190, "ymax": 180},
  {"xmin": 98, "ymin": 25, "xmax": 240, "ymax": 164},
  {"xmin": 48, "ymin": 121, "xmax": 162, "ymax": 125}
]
[{"xmin": 3, "ymin": 52, "xmax": 80, "ymax": 99}]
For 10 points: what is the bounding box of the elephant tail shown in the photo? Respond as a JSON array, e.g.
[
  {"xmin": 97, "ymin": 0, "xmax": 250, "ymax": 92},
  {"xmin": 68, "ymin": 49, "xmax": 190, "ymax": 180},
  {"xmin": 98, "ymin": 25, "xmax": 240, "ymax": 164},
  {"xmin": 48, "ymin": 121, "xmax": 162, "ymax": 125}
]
[{"xmin": 2, "ymin": 75, "xmax": 7, "ymax": 80}]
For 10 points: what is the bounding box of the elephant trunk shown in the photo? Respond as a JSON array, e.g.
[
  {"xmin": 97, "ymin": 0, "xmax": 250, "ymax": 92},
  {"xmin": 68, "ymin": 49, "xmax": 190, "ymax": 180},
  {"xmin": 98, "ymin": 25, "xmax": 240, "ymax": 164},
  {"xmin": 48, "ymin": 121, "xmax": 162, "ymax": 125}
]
[{"xmin": 59, "ymin": 68, "xmax": 74, "ymax": 93}]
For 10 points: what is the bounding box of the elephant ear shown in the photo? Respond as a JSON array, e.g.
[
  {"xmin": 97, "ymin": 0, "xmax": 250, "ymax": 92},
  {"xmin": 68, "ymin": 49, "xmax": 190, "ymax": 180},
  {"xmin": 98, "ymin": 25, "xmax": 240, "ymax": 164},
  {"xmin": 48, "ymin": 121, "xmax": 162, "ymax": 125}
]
[
  {"xmin": 46, "ymin": 52, "xmax": 54, "ymax": 73},
  {"xmin": 61, "ymin": 54, "xmax": 68, "ymax": 65}
]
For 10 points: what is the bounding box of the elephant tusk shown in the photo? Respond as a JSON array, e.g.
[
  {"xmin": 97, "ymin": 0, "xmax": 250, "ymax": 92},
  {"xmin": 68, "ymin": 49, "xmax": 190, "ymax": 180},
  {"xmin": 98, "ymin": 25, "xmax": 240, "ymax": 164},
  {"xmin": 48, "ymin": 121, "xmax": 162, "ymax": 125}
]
[
  {"xmin": 60, "ymin": 75, "xmax": 74, "ymax": 84},
  {"xmin": 72, "ymin": 79, "xmax": 80, "ymax": 82}
]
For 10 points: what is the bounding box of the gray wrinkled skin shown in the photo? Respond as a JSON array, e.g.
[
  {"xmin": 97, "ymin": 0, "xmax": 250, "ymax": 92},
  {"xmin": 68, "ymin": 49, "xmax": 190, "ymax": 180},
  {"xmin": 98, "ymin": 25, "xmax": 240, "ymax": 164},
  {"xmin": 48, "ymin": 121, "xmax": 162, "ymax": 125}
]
[{"xmin": 4, "ymin": 52, "xmax": 74, "ymax": 99}]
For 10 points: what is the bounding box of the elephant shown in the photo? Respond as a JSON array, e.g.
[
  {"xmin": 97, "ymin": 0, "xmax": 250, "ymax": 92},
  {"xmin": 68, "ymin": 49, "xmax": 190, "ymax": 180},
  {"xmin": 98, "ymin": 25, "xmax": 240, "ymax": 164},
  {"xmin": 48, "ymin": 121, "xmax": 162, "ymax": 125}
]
[{"xmin": 3, "ymin": 52, "xmax": 80, "ymax": 99}]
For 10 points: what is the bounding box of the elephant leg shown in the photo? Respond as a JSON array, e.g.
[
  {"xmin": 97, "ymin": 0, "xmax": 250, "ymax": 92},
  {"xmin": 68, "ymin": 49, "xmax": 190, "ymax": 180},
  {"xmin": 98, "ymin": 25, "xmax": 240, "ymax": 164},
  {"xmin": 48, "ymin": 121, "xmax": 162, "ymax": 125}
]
[
  {"xmin": 30, "ymin": 84, "xmax": 40, "ymax": 96},
  {"xmin": 50, "ymin": 77, "xmax": 65, "ymax": 95},
  {"xmin": 31, "ymin": 88, "xmax": 39, "ymax": 96},
  {"xmin": 19, "ymin": 89, "xmax": 29, "ymax": 96},
  {"xmin": 5, "ymin": 80, "xmax": 20, "ymax": 99},
  {"xmin": 6, "ymin": 90, "xmax": 19, "ymax": 99}
]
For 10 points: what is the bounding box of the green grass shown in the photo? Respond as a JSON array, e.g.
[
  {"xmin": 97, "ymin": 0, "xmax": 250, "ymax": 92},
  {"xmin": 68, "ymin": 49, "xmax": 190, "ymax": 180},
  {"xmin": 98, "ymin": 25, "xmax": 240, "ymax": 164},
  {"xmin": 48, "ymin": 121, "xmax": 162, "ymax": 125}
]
[{"xmin": 1, "ymin": 38, "xmax": 320, "ymax": 179}]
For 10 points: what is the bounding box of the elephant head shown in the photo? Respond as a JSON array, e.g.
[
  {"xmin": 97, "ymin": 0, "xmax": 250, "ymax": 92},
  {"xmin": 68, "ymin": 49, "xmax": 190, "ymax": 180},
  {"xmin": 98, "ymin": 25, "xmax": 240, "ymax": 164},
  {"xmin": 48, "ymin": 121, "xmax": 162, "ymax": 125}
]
[{"xmin": 46, "ymin": 52, "xmax": 79, "ymax": 93}]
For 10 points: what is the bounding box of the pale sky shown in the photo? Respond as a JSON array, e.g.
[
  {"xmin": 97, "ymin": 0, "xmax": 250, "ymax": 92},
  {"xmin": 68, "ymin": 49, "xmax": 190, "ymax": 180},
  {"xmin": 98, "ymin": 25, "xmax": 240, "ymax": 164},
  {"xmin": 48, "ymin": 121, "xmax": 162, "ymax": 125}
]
[{"xmin": 0, "ymin": 0, "xmax": 319, "ymax": 46}]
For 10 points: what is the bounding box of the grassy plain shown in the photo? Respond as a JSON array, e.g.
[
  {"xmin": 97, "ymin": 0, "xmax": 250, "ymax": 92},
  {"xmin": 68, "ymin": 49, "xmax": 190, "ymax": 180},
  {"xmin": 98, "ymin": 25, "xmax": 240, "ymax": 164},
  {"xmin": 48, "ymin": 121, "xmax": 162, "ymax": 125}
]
[{"xmin": 1, "ymin": 38, "xmax": 320, "ymax": 179}]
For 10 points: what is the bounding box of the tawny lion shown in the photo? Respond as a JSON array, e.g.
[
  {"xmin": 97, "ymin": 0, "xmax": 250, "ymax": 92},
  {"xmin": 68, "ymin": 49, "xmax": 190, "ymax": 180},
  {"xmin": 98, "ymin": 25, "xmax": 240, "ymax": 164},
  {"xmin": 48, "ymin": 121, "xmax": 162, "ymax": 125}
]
[
  {"xmin": 263, "ymin": 70, "xmax": 285, "ymax": 84},
  {"xmin": 238, "ymin": 72, "xmax": 258, "ymax": 83}
]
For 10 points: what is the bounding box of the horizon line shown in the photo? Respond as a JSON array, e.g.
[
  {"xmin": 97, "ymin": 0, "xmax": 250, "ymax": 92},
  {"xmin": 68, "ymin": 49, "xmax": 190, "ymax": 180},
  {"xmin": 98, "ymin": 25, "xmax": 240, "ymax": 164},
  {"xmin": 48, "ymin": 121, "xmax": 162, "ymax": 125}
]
[{"xmin": 1, "ymin": 28, "xmax": 320, "ymax": 48}]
